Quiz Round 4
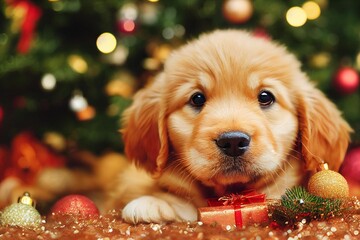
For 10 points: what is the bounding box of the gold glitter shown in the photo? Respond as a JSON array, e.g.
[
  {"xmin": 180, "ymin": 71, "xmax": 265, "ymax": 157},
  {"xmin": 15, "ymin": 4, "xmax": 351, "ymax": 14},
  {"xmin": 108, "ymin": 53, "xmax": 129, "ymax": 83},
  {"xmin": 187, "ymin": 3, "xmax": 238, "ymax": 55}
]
[
  {"xmin": 197, "ymin": 232, "xmax": 204, "ymax": 239},
  {"xmin": 125, "ymin": 227, "xmax": 131, "ymax": 235},
  {"xmin": 354, "ymin": 230, "xmax": 359, "ymax": 235},
  {"xmin": 344, "ymin": 234, "xmax": 351, "ymax": 240},
  {"xmin": 151, "ymin": 224, "xmax": 160, "ymax": 231},
  {"xmin": 318, "ymin": 222, "xmax": 326, "ymax": 228},
  {"xmin": 150, "ymin": 223, "xmax": 162, "ymax": 234},
  {"xmin": 330, "ymin": 227, "xmax": 337, "ymax": 232}
]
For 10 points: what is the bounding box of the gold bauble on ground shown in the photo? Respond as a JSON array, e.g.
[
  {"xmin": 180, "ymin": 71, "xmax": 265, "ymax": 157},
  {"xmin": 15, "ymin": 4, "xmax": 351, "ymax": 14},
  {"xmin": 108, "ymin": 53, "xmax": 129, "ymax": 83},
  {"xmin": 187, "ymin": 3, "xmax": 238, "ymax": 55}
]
[
  {"xmin": 308, "ymin": 170, "xmax": 349, "ymax": 199},
  {"xmin": 1, "ymin": 192, "xmax": 41, "ymax": 228},
  {"xmin": 1, "ymin": 202, "xmax": 41, "ymax": 228}
]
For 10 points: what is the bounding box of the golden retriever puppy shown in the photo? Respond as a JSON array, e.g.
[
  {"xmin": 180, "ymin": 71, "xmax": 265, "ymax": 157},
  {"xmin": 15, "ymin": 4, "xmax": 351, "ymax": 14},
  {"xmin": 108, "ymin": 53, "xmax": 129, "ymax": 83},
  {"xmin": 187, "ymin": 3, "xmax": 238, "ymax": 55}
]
[{"xmin": 109, "ymin": 30, "xmax": 352, "ymax": 224}]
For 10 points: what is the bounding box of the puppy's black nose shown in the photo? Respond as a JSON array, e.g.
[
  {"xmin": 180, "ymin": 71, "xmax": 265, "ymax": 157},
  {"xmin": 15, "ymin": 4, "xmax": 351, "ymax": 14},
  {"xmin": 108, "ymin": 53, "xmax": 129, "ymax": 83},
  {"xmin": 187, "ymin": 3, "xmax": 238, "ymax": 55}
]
[{"xmin": 216, "ymin": 131, "xmax": 251, "ymax": 157}]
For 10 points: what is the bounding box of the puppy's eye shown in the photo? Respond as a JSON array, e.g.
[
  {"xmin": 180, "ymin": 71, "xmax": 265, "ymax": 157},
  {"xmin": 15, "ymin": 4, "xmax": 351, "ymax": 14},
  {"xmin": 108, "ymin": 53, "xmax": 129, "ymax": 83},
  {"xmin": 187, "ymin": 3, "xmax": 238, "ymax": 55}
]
[
  {"xmin": 258, "ymin": 90, "xmax": 275, "ymax": 107},
  {"xmin": 190, "ymin": 92, "xmax": 206, "ymax": 108}
]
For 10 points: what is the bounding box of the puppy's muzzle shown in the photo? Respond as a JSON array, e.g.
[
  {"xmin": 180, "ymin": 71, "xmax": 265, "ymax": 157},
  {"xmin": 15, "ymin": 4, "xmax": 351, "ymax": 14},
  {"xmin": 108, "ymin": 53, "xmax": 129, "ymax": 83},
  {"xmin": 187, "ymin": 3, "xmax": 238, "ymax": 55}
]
[{"xmin": 216, "ymin": 131, "xmax": 251, "ymax": 157}]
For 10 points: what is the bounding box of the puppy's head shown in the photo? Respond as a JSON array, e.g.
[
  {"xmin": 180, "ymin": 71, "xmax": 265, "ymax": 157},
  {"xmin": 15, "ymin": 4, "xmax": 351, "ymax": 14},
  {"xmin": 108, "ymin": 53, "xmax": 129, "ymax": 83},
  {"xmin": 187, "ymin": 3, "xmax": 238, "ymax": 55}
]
[{"xmin": 122, "ymin": 30, "xmax": 351, "ymax": 188}]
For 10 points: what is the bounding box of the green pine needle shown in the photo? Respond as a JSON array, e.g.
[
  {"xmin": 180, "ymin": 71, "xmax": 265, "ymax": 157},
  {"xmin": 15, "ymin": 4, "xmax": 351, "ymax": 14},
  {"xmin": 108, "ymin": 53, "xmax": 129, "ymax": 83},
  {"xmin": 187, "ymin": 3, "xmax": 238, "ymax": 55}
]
[{"xmin": 271, "ymin": 186, "xmax": 344, "ymax": 226}]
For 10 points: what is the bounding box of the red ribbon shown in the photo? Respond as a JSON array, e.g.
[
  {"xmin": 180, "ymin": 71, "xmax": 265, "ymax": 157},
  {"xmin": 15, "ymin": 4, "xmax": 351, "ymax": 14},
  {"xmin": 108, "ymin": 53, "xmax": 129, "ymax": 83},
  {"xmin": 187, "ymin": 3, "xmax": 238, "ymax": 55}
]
[
  {"xmin": 234, "ymin": 204, "xmax": 243, "ymax": 227},
  {"xmin": 6, "ymin": 0, "xmax": 42, "ymax": 54}
]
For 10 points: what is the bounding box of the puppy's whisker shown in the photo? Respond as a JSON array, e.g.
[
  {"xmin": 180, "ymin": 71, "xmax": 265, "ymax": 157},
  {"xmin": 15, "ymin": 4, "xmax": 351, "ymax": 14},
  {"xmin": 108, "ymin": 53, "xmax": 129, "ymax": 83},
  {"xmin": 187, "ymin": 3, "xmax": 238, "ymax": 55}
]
[
  {"xmin": 301, "ymin": 142, "xmax": 323, "ymax": 164},
  {"xmin": 299, "ymin": 135, "xmax": 324, "ymax": 164},
  {"xmin": 167, "ymin": 155, "xmax": 208, "ymax": 197}
]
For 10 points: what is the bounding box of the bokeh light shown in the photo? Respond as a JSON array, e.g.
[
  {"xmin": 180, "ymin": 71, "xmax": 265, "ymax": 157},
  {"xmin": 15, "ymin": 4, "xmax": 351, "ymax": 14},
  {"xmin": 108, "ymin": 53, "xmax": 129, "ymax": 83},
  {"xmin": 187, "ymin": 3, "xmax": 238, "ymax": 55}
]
[
  {"xmin": 69, "ymin": 91, "xmax": 88, "ymax": 112},
  {"xmin": 119, "ymin": 3, "xmax": 138, "ymax": 20},
  {"xmin": 41, "ymin": 73, "xmax": 56, "ymax": 91},
  {"xmin": 356, "ymin": 52, "xmax": 360, "ymax": 69},
  {"xmin": 68, "ymin": 55, "xmax": 88, "ymax": 73},
  {"xmin": 76, "ymin": 106, "xmax": 96, "ymax": 121},
  {"xmin": 43, "ymin": 132, "xmax": 66, "ymax": 152},
  {"xmin": 162, "ymin": 27, "xmax": 175, "ymax": 40},
  {"xmin": 139, "ymin": 2, "xmax": 159, "ymax": 25},
  {"xmin": 310, "ymin": 52, "xmax": 331, "ymax": 68},
  {"xmin": 105, "ymin": 45, "xmax": 129, "ymax": 65},
  {"xmin": 96, "ymin": 32, "xmax": 117, "ymax": 54},
  {"xmin": 286, "ymin": 7, "xmax": 307, "ymax": 27},
  {"xmin": 302, "ymin": 1, "xmax": 321, "ymax": 20}
]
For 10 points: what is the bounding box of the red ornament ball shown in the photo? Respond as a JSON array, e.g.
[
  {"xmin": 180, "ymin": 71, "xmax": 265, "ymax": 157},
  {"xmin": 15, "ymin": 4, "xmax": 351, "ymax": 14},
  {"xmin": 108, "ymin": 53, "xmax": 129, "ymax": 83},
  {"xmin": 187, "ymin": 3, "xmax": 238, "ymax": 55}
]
[
  {"xmin": 334, "ymin": 67, "xmax": 359, "ymax": 94},
  {"xmin": 50, "ymin": 194, "xmax": 99, "ymax": 217},
  {"xmin": 253, "ymin": 28, "xmax": 271, "ymax": 41},
  {"xmin": 340, "ymin": 147, "xmax": 360, "ymax": 183}
]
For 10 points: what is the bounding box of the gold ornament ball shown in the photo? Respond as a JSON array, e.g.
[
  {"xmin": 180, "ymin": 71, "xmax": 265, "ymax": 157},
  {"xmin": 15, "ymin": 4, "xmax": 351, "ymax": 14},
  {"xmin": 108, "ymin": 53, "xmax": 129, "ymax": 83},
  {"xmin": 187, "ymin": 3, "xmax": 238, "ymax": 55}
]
[
  {"xmin": 1, "ymin": 203, "xmax": 42, "ymax": 228},
  {"xmin": 222, "ymin": 0, "xmax": 253, "ymax": 24},
  {"xmin": 308, "ymin": 170, "xmax": 349, "ymax": 198}
]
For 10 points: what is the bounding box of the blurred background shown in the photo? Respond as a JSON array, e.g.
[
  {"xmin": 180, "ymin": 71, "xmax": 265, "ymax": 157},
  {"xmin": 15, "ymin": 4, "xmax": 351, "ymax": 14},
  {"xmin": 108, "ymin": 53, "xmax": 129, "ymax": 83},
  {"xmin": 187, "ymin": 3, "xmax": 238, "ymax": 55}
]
[{"xmin": 0, "ymin": 0, "xmax": 359, "ymax": 205}]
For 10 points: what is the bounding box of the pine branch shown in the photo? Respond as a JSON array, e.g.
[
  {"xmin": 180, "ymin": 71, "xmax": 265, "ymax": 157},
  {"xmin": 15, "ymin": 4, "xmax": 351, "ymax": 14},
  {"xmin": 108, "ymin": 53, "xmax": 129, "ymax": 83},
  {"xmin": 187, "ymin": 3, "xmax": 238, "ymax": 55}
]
[{"xmin": 270, "ymin": 186, "xmax": 344, "ymax": 227}]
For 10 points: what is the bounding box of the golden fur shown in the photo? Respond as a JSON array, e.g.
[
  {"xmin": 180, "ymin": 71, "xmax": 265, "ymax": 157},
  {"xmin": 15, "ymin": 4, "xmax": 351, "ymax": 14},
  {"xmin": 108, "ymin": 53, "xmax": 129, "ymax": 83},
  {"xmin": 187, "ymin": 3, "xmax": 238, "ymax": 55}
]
[{"xmin": 108, "ymin": 30, "xmax": 352, "ymax": 223}]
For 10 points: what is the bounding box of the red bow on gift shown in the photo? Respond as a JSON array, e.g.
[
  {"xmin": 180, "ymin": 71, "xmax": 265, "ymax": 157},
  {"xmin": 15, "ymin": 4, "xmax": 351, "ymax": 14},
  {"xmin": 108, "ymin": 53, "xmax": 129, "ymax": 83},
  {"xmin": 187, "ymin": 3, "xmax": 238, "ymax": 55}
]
[{"xmin": 207, "ymin": 190, "xmax": 266, "ymax": 207}]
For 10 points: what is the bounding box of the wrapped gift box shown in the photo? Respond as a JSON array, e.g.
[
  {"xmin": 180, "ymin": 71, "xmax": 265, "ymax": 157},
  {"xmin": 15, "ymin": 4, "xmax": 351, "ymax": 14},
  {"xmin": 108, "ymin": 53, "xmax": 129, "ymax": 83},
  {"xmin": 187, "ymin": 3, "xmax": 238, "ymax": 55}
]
[{"xmin": 198, "ymin": 191, "xmax": 270, "ymax": 228}]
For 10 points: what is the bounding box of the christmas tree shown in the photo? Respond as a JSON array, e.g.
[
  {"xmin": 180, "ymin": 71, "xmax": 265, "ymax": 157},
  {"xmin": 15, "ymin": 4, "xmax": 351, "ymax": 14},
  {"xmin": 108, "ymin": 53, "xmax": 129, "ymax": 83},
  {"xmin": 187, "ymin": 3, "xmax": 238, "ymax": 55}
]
[{"xmin": 0, "ymin": 0, "xmax": 359, "ymax": 157}]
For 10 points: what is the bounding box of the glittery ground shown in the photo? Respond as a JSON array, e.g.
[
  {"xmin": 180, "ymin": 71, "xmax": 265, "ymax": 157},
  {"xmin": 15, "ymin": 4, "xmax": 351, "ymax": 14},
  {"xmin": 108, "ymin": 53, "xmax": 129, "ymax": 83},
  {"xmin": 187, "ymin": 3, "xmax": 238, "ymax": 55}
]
[{"xmin": 0, "ymin": 212, "xmax": 360, "ymax": 240}]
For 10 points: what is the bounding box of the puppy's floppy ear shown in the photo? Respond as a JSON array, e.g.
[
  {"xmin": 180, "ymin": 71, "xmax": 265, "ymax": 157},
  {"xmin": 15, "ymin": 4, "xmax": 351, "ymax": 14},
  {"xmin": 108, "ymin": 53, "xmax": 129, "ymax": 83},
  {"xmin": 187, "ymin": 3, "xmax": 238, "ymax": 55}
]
[
  {"xmin": 297, "ymin": 82, "xmax": 352, "ymax": 172},
  {"xmin": 121, "ymin": 73, "xmax": 168, "ymax": 178}
]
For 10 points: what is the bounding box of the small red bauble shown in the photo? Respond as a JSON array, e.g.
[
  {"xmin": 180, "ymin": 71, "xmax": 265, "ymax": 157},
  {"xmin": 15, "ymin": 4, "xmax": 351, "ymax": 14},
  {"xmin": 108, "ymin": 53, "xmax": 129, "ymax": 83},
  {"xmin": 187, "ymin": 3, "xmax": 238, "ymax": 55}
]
[
  {"xmin": 117, "ymin": 19, "xmax": 136, "ymax": 34},
  {"xmin": 50, "ymin": 194, "xmax": 99, "ymax": 217},
  {"xmin": 334, "ymin": 67, "xmax": 359, "ymax": 94},
  {"xmin": 340, "ymin": 147, "xmax": 360, "ymax": 183}
]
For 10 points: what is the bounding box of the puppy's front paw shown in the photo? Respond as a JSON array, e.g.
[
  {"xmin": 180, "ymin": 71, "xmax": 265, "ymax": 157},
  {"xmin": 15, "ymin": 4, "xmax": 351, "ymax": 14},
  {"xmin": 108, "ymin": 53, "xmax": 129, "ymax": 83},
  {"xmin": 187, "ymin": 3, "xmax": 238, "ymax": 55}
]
[{"xmin": 122, "ymin": 195, "xmax": 197, "ymax": 224}]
